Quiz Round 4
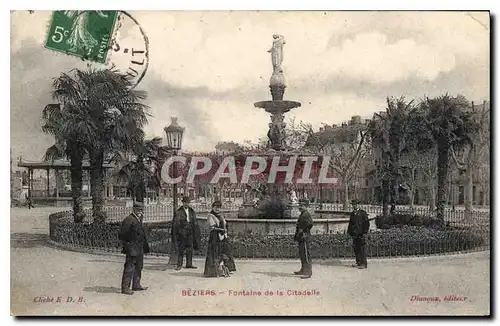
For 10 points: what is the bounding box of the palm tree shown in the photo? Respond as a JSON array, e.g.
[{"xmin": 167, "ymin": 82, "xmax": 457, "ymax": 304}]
[
  {"xmin": 49, "ymin": 68, "xmax": 148, "ymax": 222},
  {"xmin": 42, "ymin": 103, "xmax": 88, "ymax": 223},
  {"xmin": 369, "ymin": 111, "xmax": 390, "ymax": 216},
  {"xmin": 114, "ymin": 137, "xmax": 169, "ymax": 204},
  {"xmin": 418, "ymin": 95, "xmax": 480, "ymax": 221},
  {"xmin": 142, "ymin": 137, "xmax": 170, "ymax": 201},
  {"xmin": 369, "ymin": 97, "xmax": 416, "ymax": 216}
]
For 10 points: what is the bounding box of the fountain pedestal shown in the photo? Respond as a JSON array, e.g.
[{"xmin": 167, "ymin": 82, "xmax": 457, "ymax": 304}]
[
  {"xmin": 284, "ymin": 203, "xmax": 301, "ymax": 219},
  {"xmin": 238, "ymin": 203, "xmax": 261, "ymax": 219}
]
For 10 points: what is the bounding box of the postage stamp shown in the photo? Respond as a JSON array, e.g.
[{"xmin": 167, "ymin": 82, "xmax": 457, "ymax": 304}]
[{"xmin": 44, "ymin": 11, "xmax": 118, "ymax": 64}]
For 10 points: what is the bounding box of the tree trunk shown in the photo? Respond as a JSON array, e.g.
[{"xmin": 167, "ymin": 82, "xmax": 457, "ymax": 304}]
[
  {"xmin": 343, "ymin": 181, "xmax": 349, "ymax": 211},
  {"xmin": 90, "ymin": 150, "xmax": 106, "ymax": 223},
  {"xmin": 409, "ymin": 188, "xmax": 415, "ymax": 209},
  {"xmin": 135, "ymin": 182, "xmax": 145, "ymax": 203},
  {"xmin": 464, "ymin": 165, "xmax": 473, "ymax": 213},
  {"xmin": 436, "ymin": 144, "xmax": 449, "ymax": 221},
  {"xmin": 382, "ymin": 179, "xmax": 389, "ymax": 217},
  {"xmin": 429, "ymin": 185, "xmax": 436, "ymax": 211},
  {"xmin": 389, "ymin": 180, "xmax": 397, "ymax": 215},
  {"xmin": 68, "ymin": 141, "xmax": 85, "ymax": 223},
  {"xmin": 135, "ymin": 155, "xmax": 146, "ymax": 204},
  {"xmin": 131, "ymin": 189, "xmax": 136, "ymax": 204}
]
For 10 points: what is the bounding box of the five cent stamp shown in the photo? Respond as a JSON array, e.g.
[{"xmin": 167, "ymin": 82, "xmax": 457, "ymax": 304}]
[{"xmin": 44, "ymin": 11, "xmax": 118, "ymax": 64}]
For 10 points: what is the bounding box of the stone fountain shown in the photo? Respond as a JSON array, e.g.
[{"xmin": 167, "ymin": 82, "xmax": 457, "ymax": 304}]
[{"xmin": 238, "ymin": 34, "xmax": 302, "ymax": 219}]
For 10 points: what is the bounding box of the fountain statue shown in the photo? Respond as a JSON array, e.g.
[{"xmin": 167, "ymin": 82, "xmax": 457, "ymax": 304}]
[
  {"xmin": 268, "ymin": 34, "xmax": 285, "ymax": 74},
  {"xmin": 282, "ymin": 185, "xmax": 300, "ymax": 218}
]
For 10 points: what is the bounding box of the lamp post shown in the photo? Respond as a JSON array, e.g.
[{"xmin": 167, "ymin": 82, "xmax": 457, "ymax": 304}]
[
  {"xmin": 163, "ymin": 117, "xmax": 185, "ymax": 265},
  {"xmin": 164, "ymin": 117, "xmax": 185, "ymax": 213}
]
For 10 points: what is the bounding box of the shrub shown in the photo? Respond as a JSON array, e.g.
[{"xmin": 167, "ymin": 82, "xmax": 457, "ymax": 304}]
[
  {"xmin": 223, "ymin": 226, "xmax": 484, "ymax": 258},
  {"xmin": 146, "ymin": 226, "xmax": 484, "ymax": 258},
  {"xmin": 375, "ymin": 213, "xmax": 443, "ymax": 229}
]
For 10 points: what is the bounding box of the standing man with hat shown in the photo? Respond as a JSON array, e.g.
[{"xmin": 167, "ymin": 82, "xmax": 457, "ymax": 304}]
[
  {"xmin": 347, "ymin": 199, "xmax": 370, "ymax": 269},
  {"xmin": 172, "ymin": 196, "xmax": 201, "ymax": 270},
  {"xmin": 119, "ymin": 201, "xmax": 150, "ymax": 295},
  {"xmin": 294, "ymin": 198, "xmax": 313, "ymax": 279}
]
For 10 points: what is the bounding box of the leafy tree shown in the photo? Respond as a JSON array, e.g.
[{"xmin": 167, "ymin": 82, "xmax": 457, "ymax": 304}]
[
  {"xmin": 303, "ymin": 121, "xmax": 368, "ymax": 210},
  {"xmin": 401, "ymin": 147, "xmax": 438, "ymax": 209}
]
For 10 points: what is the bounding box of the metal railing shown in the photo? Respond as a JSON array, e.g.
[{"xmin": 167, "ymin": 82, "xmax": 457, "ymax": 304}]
[
  {"xmin": 49, "ymin": 207, "xmax": 490, "ymax": 259},
  {"xmin": 78, "ymin": 202, "xmax": 241, "ymax": 224}
]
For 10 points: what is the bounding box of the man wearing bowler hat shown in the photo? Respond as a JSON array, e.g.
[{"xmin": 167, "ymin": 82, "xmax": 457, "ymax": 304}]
[
  {"xmin": 172, "ymin": 196, "xmax": 201, "ymax": 270},
  {"xmin": 347, "ymin": 199, "xmax": 370, "ymax": 269},
  {"xmin": 119, "ymin": 201, "xmax": 150, "ymax": 295},
  {"xmin": 294, "ymin": 198, "xmax": 313, "ymax": 279}
]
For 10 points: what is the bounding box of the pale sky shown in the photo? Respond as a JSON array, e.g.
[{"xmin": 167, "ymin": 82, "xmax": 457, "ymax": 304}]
[{"xmin": 10, "ymin": 11, "xmax": 490, "ymax": 162}]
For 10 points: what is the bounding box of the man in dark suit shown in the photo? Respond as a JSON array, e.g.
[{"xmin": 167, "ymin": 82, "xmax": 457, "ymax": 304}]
[
  {"xmin": 294, "ymin": 199, "xmax": 313, "ymax": 279},
  {"xmin": 172, "ymin": 196, "xmax": 201, "ymax": 271},
  {"xmin": 119, "ymin": 202, "xmax": 150, "ymax": 295},
  {"xmin": 347, "ymin": 199, "xmax": 370, "ymax": 269}
]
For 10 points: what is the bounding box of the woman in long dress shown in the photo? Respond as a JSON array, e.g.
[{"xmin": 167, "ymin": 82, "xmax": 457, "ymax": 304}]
[{"xmin": 203, "ymin": 201, "xmax": 236, "ymax": 277}]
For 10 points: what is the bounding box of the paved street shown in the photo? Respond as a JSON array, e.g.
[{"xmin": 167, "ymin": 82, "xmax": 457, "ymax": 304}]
[{"xmin": 11, "ymin": 207, "xmax": 490, "ymax": 316}]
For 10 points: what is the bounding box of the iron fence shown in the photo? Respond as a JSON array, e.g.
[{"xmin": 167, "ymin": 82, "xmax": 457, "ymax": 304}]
[
  {"xmin": 77, "ymin": 202, "xmax": 241, "ymax": 224},
  {"xmin": 316, "ymin": 204, "xmax": 490, "ymax": 226},
  {"xmin": 72, "ymin": 202, "xmax": 491, "ymax": 226},
  {"xmin": 49, "ymin": 207, "xmax": 490, "ymax": 259}
]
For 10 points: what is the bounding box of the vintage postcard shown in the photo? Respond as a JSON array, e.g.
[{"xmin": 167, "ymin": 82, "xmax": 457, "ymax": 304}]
[{"xmin": 10, "ymin": 10, "xmax": 490, "ymax": 316}]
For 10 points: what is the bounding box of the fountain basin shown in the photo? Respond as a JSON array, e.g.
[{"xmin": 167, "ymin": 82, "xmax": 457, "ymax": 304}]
[{"xmin": 197, "ymin": 212, "xmax": 376, "ymax": 235}]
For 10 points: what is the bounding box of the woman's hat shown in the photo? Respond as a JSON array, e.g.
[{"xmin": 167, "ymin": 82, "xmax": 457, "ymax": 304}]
[
  {"xmin": 182, "ymin": 196, "xmax": 191, "ymax": 203},
  {"xmin": 212, "ymin": 200, "xmax": 222, "ymax": 208}
]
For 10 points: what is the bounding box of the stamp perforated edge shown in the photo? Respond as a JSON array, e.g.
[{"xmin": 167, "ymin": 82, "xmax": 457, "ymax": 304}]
[{"xmin": 42, "ymin": 10, "xmax": 119, "ymax": 65}]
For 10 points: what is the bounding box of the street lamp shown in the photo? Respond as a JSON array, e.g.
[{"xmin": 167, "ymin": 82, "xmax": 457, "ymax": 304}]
[
  {"xmin": 164, "ymin": 117, "xmax": 185, "ymax": 266},
  {"xmin": 164, "ymin": 117, "xmax": 185, "ymax": 214},
  {"xmin": 164, "ymin": 117, "xmax": 185, "ymax": 151}
]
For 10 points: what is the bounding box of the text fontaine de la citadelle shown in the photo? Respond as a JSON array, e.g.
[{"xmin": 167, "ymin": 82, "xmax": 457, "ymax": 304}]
[{"xmin": 182, "ymin": 289, "xmax": 321, "ymax": 297}]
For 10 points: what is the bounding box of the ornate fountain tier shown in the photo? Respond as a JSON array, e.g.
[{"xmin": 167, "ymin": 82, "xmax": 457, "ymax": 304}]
[{"xmin": 254, "ymin": 100, "xmax": 302, "ymax": 114}]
